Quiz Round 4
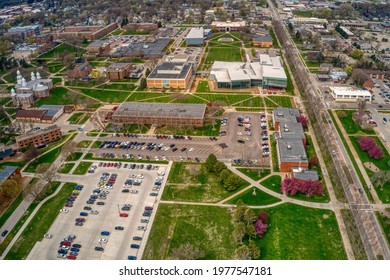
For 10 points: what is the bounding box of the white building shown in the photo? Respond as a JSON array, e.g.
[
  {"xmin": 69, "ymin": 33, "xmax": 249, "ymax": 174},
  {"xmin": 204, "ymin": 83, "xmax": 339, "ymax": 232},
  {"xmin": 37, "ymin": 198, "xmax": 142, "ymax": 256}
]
[{"xmin": 329, "ymin": 86, "xmax": 372, "ymax": 102}]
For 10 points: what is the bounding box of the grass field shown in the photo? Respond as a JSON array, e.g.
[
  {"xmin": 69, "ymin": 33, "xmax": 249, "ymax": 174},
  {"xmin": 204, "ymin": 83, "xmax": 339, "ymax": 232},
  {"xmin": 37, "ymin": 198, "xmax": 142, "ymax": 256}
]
[
  {"xmin": 236, "ymin": 168, "xmax": 271, "ymax": 181},
  {"xmin": 0, "ymin": 192, "xmax": 23, "ymax": 228},
  {"xmin": 4, "ymin": 182, "xmax": 76, "ymax": 260},
  {"xmin": 35, "ymin": 87, "xmax": 97, "ymax": 107},
  {"xmin": 366, "ymin": 169, "xmax": 390, "ymax": 203},
  {"xmin": 264, "ymin": 96, "xmax": 293, "ymax": 108},
  {"xmin": 154, "ymin": 120, "xmax": 221, "ymax": 136},
  {"xmin": 118, "ymin": 123, "xmax": 151, "ymax": 134},
  {"xmin": 96, "ymin": 83, "xmax": 137, "ymax": 91},
  {"xmin": 38, "ymin": 43, "xmax": 85, "ymax": 59},
  {"xmin": 24, "ymin": 146, "xmax": 62, "ymax": 173},
  {"xmin": 66, "ymin": 152, "xmax": 83, "ymax": 161},
  {"xmin": 162, "ymin": 162, "xmax": 249, "ymax": 203},
  {"xmin": 195, "ymin": 94, "xmax": 252, "ymax": 106},
  {"xmin": 196, "ymin": 81, "xmax": 211, "ymax": 92},
  {"xmin": 236, "ymin": 96, "xmax": 264, "ymax": 107},
  {"xmin": 142, "ymin": 204, "xmax": 236, "ymax": 260},
  {"xmin": 72, "ymin": 161, "xmax": 93, "ymax": 175},
  {"xmin": 170, "ymin": 94, "xmax": 208, "ymax": 104},
  {"xmin": 260, "ymin": 175, "xmax": 282, "ymax": 193},
  {"xmin": 126, "ymin": 92, "xmax": 169, "ymax": 102},
  {"xmin": 78, "ymin": 88, "xmax": 131, "ymax": 103},
  {"xmin": 225, "ymin": 187, "xmax": 281, "ymax": 206},
  {"xmin": 205, "ymin": 47, "xmax": 242, "ymax": 65},
  {"xmin": 91, "ymin": 141, "xmax": 103, "ymax": 148},
  {"xmin": 270, "ymin": 134, "xmax": 279, "ymax": 172},
  {"xmin": 256, "ymin": 203, "xmax": 347, "ymax": 259},
  {"xmin": 76, "ymin": 140, "xmax": 92, "ymax": 148},
  {"xmin": 335, "ymin": 110, "xmax": 375, "ymax": 135},
  {"xmin": 58, "ymin": 163, "xmax": 75, "ymax": 174},
  {"xmin": 67, "ymin": 112, "xmax": 83, "ymax": 123}
]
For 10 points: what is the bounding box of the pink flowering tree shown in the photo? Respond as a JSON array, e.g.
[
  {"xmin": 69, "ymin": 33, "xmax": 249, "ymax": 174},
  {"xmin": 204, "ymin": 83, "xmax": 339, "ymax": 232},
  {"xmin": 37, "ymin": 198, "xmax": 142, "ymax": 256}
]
[
  {"xmin": 255, "ymin": 219, "xmax": 268, "ymax": 237},
  {"xmin": 359, "ymin": 137, "xmax": 376, "ymax": 152},
  {"xmin": 368, "ymin": 146, "xmax": 383, "ymax": 159}
]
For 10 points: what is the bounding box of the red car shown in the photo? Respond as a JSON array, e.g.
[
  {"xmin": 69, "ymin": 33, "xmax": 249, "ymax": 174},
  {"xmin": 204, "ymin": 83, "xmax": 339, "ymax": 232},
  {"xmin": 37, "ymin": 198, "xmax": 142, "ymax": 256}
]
[
  {"xmin": 60, "ymin": 241, "xmax": 71, "ymax": 246},
  {"xmin": 119, "ymin": 213, "xmax": 128, "ymax": 217},
  {"xmin": 75, "ymin": 218, "xmax": 86, "ymax": 222},
  {"xmin": 64, "ymin": 203, "xmax": 73, "ymax": 207},
  {"xmin": 67, "ymin": 255, "xmax": 77, "ymax": 260}
]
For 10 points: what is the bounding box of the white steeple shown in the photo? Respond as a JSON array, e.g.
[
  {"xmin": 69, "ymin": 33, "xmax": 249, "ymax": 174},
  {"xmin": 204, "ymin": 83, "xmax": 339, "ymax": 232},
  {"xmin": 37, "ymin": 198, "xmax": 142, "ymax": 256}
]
[
  {"xmin": 22, "ymin": 77, "xmax": 26, "ymax": 87},
  {"xmin": 36, "ymin": 71, "xmax": 41, "ymax": 80},
  {"xmin": 31, "ymin": 71, "xmax": 36, "ymax": 81},
  {"xmin": 11, "ymin": 88, "xmax": 16, "ymax": 95}
]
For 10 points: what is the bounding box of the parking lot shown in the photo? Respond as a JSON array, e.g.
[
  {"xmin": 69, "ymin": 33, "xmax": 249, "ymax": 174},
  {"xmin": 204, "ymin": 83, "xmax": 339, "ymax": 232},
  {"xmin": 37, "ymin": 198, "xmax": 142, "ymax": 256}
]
[{"xmin": 28, "ymin": 162, "xmax": 169, "ymax": 260}]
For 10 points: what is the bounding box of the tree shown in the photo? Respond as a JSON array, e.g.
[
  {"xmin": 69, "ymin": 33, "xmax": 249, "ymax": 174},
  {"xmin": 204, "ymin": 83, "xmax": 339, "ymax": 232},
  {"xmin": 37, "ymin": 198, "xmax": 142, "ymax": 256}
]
[
  {"xmin": 234, "ymin": 245, "xmax": 251, "ymax": 260},
  {"xmin": 350, "ymin": 49, "xmax": 364, "ymax": 61},
  {"xmin": 0, "ymin": 179, "xmax": 20, "ymax": 200},
  {"xmin": 214, "ymin": 161, "xmax": 227, "ymax": 174},
  {"xmin": 359, "ymin": 137, "xmax": 376, "ymax": 152},
  {"xmin": 371, "ymin": 171, "xmax": 390, "ymax": 190},
  {"xmin": 233, "ymin": 222, "xmax": 246, "ymax": 244},
  {"xmin": 204, "ymin": 153, "xmax": 218, "ymax": 173},
  {"xmin": 224, "ymin": 174, "xmax": 242, "ymax": 191},
  {"xmin": 368, "ymin": 146, "xmax": 383, "ymax": 159},
  {"xmin": 36, "ymin": 163, "xmax": 57, "ymax": 184},
  {"xmin": 297, "ymin": 115, "xmax": 308, "ymax": 128},
  {"xmin": 243, "ymin": 207, "xmax": 257, "ymax": 227},
  {"xmin": 23, "ymin": 144, "xmax": 40, "ymax": 163},
  {"xmin": 248, "ymin": 240, "xmax": 260, "ymax": 259},
  {"xmin": 247, "ymin": 224, "xmax": 257, "ymax": 241},
  {"xmin": 140, "ymin": 77, "xmax": 147, "ymax": 88},
  {"xmin": 219, "ymin": 169, "xmax": 230, "ymax": 184},
  {"xmin": 281, "ymin": 177, "xmax": 323, "ymax": 196},
  {"xmin": 344, "ymin": 65, "xmax": 353, "ymax": 75},
  {"xmin": 351, "ymin": 69, "xmax": 369, "ymax": 86},
  {"xmin": 255, "ymin": 219, "xmax": 268, "ymax": 237},
  {"xmin": 90, "ymin": 110, "xmax": 108, "ymax": 131},
  {"xmin": 309, "ymin": 155, "xmax": 319, "ymax": 168},
  {"xmin": 170, "ymin": 243, "xmax": 205, "ymax": 260}
]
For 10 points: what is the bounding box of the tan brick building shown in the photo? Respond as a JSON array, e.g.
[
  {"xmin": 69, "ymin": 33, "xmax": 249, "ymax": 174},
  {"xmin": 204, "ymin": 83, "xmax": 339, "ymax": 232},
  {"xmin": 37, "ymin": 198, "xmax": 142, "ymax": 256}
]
[
  {"xmin": 15, "ymin": 125, "xmax": 62, "ymax": 149},
  {"xmin": 106, "ymin": 63, "xmax": 132, "ymax": 80},
  {"xmin": 147, "ymin": 62, "xmax": 193, "ymax": 89},
  {"xmin": 111, "ymin": 102, "xmax": 206, "ymax": 126}
]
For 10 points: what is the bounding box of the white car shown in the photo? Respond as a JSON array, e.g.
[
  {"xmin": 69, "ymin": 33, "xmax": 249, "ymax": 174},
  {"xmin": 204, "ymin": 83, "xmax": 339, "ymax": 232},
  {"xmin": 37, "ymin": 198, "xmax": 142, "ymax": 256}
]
[
  {"xmin": 44, "ymin": 233, "xmax": 53, "ymax": 239},
  {"xmin": 98, "ymin": 238, "xmax": 108, "ymax": 243},
  {"xmin": 130, "ymin": 190, "xmax": 138, "ymax": 194},
  {"xmin": 137, "ymin": 226, "xmax": 146, "ymax": 231},
  {"xmin": 179, "ymin": 156, "xmax": 183, "ymax": 161},
  {"xmin": 90, "ymin": 210, "xmax": 99, "ymax": 215},
  {"xmin": 155, "ymin": 156, "xmax": 159, "ymax": 161},
  {"xmin": 157, "ymin": 172, "xmax": 165, "ymax": 176},
  {"xmin": 188, "ymin": 147, "xmax": 194, "ymax": 152},
  {"xmin": 60, "ymin": 208, "xmax": 69, "ymax": 213},
  {"xmin": 137, "ymin": 174, "xmax": 144, "ymax": 179}
]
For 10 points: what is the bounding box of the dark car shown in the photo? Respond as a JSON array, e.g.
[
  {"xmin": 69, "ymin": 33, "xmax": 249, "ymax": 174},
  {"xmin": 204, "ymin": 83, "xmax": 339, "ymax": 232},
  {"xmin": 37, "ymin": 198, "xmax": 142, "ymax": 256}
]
[
  {"xmin": 237, "ymin": 140, "xmax": 245, "ymax": 144},
  {"xmin": 128, "ymin": 256, "xmax": 137, "ymax": 260},
  {"xmin": 97, "ymin": 202, "xmax": 105, "ymax": 205},
  {"xmin": 58, "ymin": 249, "xmax": 67, "ymax": 254},
  {"xmin": 181, "ymin": 147, "xmax": 187, "ymax": 152},
  {"xmin": 83, "ymin": 206, "xmax": 92, "ymax": 210},
  {"xmin": 101, "ymin": 231, "xmax": 110, "ymax": 236},
  {"xmin": 70, "ymin": 247, "xmax": 80, "ymax": 252},
  {"xmin": 80, "ymin": 212, "xmax": 88, "ymax": 216},
  {"xmin": 132, "ymin": 236, "xmax": 142, "ymax": 241},
  {"xmin": 72, "ymin": 244, "xmax": 82, "ymax": 248},
  {"xmin": 130, "ymin": 244, "xmax": 140, "ymax": 249},
  {"xmin": 95, "ymin": 246, "xmax": 104, "ymax": 251},
  {"xmin": 1, "ymin": 230, "xmax": 8, "ymax": 237},
  {"xmin": 115, "ymin": 226, "xmax": 124, "ymax": 230}
]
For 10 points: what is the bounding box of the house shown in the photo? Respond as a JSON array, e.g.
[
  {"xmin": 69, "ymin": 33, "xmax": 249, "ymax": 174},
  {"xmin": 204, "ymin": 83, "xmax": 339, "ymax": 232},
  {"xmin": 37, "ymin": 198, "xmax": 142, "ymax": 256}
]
[
  {"xmin": 0, "ymin": 166, "xmax": 21, "ymax": 184},
  {"xmin": 0, "ymin": 148, "xmax": 15, "ymax": 161},
  {"xmin": 67, "ymin": 58, "xmax": 92, "ymax": 81}
]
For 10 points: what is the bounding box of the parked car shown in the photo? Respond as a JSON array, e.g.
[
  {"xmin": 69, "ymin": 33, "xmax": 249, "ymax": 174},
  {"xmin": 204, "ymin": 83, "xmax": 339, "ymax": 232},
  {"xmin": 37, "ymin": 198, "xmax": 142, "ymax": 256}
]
[
  {"xmin": 130, "ymin": 244, "xmax": 140, "ymax": 249},
  {"xmin": 115, "ymin": 226, "xmax": 124, "ymax": 230}
]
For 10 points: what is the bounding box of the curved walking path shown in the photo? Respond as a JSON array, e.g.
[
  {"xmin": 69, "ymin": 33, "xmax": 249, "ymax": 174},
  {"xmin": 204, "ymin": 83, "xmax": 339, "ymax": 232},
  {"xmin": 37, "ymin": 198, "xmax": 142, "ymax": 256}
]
[{"xmin": 0, "ymin": 182, "xmax": 65, "ymax": 260}]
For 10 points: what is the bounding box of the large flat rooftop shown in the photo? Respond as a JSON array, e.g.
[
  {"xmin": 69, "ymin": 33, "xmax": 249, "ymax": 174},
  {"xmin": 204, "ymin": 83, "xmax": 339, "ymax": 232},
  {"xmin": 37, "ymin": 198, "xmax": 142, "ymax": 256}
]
[
  {"xmin": 112, "ymin": 102, "xmax": 206, "ymax": 120},
  {"xmin": 148, "ymin": 62, "xmax": 192, "ymax": 80}
]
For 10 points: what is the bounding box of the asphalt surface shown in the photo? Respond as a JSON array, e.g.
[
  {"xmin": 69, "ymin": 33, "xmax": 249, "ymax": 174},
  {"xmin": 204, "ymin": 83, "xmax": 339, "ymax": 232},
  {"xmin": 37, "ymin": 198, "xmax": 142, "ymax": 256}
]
[{"xmin": 28, "ymin": 162, "xmax": 169, "ymax": 260}]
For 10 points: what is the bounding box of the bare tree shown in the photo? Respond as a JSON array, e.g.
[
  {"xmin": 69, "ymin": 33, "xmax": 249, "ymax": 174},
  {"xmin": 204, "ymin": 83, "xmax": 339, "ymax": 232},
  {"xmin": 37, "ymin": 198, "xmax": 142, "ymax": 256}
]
[
  {"xmin": 36, "ymin": 163, "xmax": 58, "ymax": 184},
  {"xmin": 144, "ymin": 58, "xmax": 159, "ymax": 72},
  {"xmin": 90, "ymin": 110, "xmax": 108, "ymax": 131},
  {"xmin": 61, "ymin": 140, "xmax": 77, "ymax": 160},
  {"xmin": 23, "ymin": 144, "xmax": 41, "ymax": 163},
  {"xmin": 371, "ymin": 171, "xmax": 390, "ymax": 190}
]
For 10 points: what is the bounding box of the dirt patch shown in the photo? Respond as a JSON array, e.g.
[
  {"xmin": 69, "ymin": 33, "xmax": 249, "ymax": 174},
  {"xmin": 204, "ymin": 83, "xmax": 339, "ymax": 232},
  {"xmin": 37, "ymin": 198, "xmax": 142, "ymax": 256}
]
[
  {"xmin": 363, "ymin": 162, "xmax": 380, "ymax": 172},
  {"xmin": 323, "ymin": 214, "xmax": 329, "ymax": 219}
]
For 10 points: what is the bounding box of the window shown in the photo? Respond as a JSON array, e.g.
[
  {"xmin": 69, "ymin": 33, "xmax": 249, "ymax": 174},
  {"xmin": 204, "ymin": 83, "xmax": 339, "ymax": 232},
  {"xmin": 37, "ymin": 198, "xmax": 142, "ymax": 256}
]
[{"xmin": 162, "ymin": 80, "xmax": 170, "ymax": 88}]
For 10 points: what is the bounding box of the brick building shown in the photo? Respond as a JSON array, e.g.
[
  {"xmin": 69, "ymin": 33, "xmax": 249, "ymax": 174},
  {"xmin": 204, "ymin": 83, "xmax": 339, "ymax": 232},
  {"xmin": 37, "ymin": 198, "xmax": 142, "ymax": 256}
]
[
  {"xmin": 252, "ymin": 34, "xmax": 273, "ymax": 48},
  {"xmin": 106, "ymin": 63, "xmax": 132, "ymax": 80},
  {"xmin": 87, "ymin": 40, "xmax": 111, "ymax": 56},
  {"xmin": 57, "ymin": 22, "xmax": 118, "ymax": 40},
  {"xmin": 272, "ymin": 107, "xmax": 300, "ymax": 131},
  {"xmin": 147, "ymin": 62, "xmax": 193, "ymax": 89},
  {"xmin": 111, "ymin": 102, "xmax": 206, "ymax": 126},
  {"xmin": 15, "ymin": 125, "xmax": 62, "ymax": 149},
  {"xmin": 0, "ymin": 166, "xmax": 21, "ymax": 184},
  {"xmin": 277, "ymin": 139, "xmax": 309, "ymax": 172}
]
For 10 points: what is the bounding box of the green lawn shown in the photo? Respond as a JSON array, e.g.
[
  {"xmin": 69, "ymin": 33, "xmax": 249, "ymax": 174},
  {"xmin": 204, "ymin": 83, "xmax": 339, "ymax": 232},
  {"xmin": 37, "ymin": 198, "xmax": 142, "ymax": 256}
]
[
  {"xmin": 335, "ymin": 110, "xmax": 375, "ymax": 135},
  {"xmin": 91, "ymin": 141, "xmax": 103, "ymax": 148},
  {"xmin": 162, "ymin": 162, "xmax": 249, "ymax": 203},
  {"xmin": 38, "ymin": 43, "xmax": 85, "ymax": 59},
  {"xmin": 154, "ymin": 120, "xmax": 221, "ymax": 136},
  {"xmin": 96, "ymin": 83, "xmax": 136, "ymax": 91},
  {"xmin": 195, "ymin": 94, "xmax": 252, "ymax": 106},
  {"xmin": 236, "ymin": 97, "xmax": 264, "ymax": 107},
  {"xmin": 76, "ymin": 140, "xmax": 92, "ymax": 148},
  {"xmin": 268, "ymin": 27, "xmax": 280, "ymax": 49},
  {"xmin": 48, "ymin": 64, "xmax": 65, "ymax": 73},
  {"xmin": 170, "ymin": 94, "xmax": 209, "ymax": 104},
  {"xmin": 58, "ymin": 163, "xmax": 75, "ymax": 174},
  {"xmin": 24, "ymin": 146, "xmax": 62, "ymax": 173},
  {"xmin": 264, "ymin": 96, "xmax": 293, "ymax": 108},
  {"xmin": 126, "ymin": 92, "xmax": 169, "ymax": 102},
  {"xmin": 236, "ymin": 168, "xmax": 271, "ymax": 181},
  {"xmin": 35, "ymin": 87, "xmax": 97, "ymax": 106},
  {"xmin": 52, "ymin": 77, "xmax": 62, "ymax": 85},
  {"xmin": 4, "ymin": 182, "xmax": 76, "ymax": 260},
  {"xmin": 255, "ymin": 203, "xmax": 347, "ymax": 259},
  {"xmin": 366, "ymin": 169, "xmax": 390, "ymax": 203},
  {"xmin": 225, "ymin": 187, "xmax": 281, "ymax": 206},
  {"xmin": 143, "ymin": 204, "xmax": 237, "ymax": 260},
  {"xmin": 205, "ymin": 47, "xmax": 242, "ymax": 65},
  {"xmin": 196, "ymin": 81, "xmax": 211, "ymax": 92},
  {"xmin": 260, "ymin": 175, "xmax": 282, "ymax": 193},
  {"xmin": 66, "ymin": 151, "xmax": 83, "ymax": 161},
  {"xmin": 72, "ymin": 161, "xmax": 93, "ymax": 175},
  {"xmin": 293, "ymin": 10, "xmax": 313, "ymax": 17},
  {"xmin": 270, "ymin": 134, "xmax": 279, "ymax": 172},
  {"xmin": 0, "ymin": 192, "xmax": 24, "ymax": 228},
  {"xmin": 77, "ymin": 88, "xmax": 131, "ymax": 103},
  {"xmin": 67, "ymin": 112, "xmax": 83, "ymax": 123}
]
